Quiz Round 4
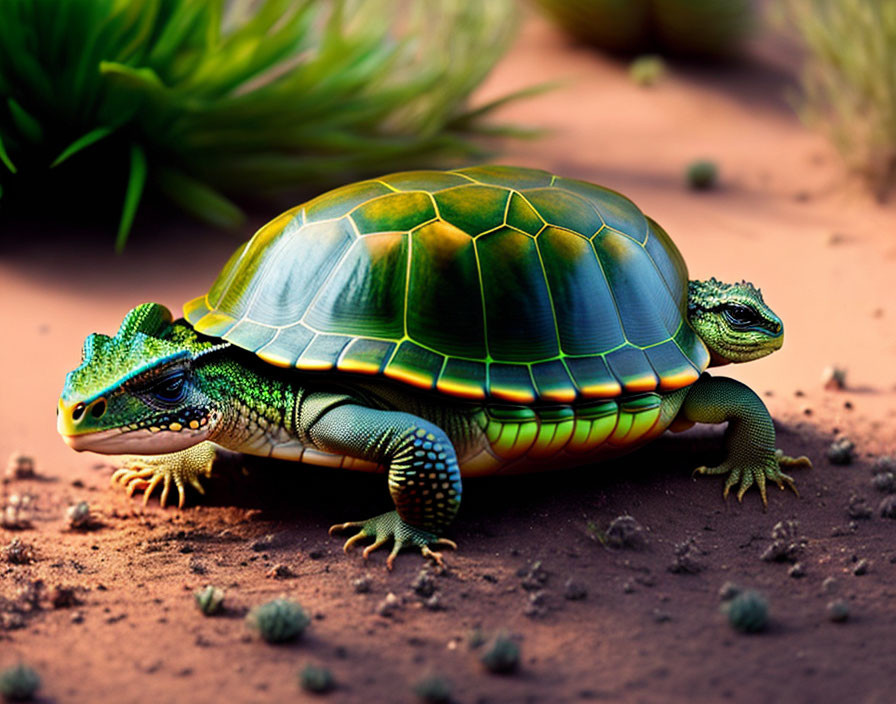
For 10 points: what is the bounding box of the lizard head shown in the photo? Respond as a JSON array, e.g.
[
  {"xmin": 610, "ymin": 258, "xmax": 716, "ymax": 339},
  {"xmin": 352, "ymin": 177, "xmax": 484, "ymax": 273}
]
[
  {"xmin": 687, "ymin": 278, "xmax": 783, "ymax": 365},
  {"xmin": 58, "ymin": 303, "xmax": 228, "ymax": 454}
]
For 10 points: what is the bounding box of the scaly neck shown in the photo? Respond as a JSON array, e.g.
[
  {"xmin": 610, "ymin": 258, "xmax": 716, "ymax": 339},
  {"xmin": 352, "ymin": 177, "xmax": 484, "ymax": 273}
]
[{"xmin": 199, "ymin": 355, "xmax": 301, "ymax": 452}]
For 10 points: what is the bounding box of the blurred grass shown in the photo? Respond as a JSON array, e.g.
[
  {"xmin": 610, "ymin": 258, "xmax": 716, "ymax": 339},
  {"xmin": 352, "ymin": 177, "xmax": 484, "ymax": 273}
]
[
  {"xmin": 534, "ymin": 0, "xmax": 754, "ymax": 59},
  {"xmin": 0, "ymin": 0, "xmax": 537, "ymax": 249},
  {"xmin": 781, "ymin": 0, "xmax": 896, "ymax": 200}
]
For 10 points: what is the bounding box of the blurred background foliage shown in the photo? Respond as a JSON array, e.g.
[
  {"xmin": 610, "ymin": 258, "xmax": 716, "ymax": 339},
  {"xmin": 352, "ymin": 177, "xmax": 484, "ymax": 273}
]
[
  {"xmin": 534, "ymin": 0, "xmax": 755, "ymax": 59},
  {"xmin": 781, "ymin": 0, "xmax": 896, "ymax": 201},
  {"xmin": 0, "ymin": 0, "xmax": 535, "ymax": 249}
]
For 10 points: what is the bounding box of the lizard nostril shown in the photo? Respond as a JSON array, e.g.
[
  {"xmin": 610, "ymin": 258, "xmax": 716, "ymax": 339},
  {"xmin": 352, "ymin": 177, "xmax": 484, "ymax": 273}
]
[
  {"xmin": 91, "ymin": 399, "xmax": 107, "ymax": 418},
  {"xmin": 72, "ymin": 403, "xmax": 86, "ymax": 421}
]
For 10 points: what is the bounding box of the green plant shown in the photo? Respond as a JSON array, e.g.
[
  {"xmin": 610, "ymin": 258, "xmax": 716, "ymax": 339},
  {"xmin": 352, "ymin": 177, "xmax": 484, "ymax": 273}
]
[
  {"xmin": 0, "ymin": 664, "xmax": 41, "ymax": 701},
  {"xmin": 480, "ymin": 634, "xmax": 520, "ymax": 674},
  {"xmin": 723, "ymin": 590, "xmax": 768, "ymax": 633},
  {"xmin": 781, "ymin": 1, "xmax": 896, "ymax": 199},
  {"xmin": 247, "ymin": 597, "xmax": 310, "ymax": 643},
  {"xmin": 629, "ymin": 56, "xmax": 666, "ymax": 87},
  {"xmin": 535, "ymin": 0, "xmax": 753, "ymax": 58},
  {"xmin": 413, "ymin": 675, "xmax": 452, "ymax": 704},
  {"xmin": 194, "ymin": 585, "xmax": 225, "ymax": 615},
  {"xmin": 0, "ymin": 0, "xmax": 533, "ymax": 249},
  {"xmin": 299, "ymin": 664, "xmax": 334, "ymax": 694},
  {"xmin": 686, "ymin": 160, "xmax": 718, "ymax": 190}
]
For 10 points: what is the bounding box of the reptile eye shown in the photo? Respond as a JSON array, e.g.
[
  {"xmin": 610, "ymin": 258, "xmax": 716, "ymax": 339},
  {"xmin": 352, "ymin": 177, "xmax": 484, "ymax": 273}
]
[
  {"xmin": 152, "ymin": 372, "xmax": 186, "ymax": 404},
  {"xmin": 724, "ymin": 304, "xmax": 758, "ymax": 327}
]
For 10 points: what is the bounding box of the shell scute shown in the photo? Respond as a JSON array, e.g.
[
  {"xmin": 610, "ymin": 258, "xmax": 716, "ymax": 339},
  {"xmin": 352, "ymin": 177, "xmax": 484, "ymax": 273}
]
[
  {"xmin": 593, "ymin": 229, "xmax": 680, "ymax": 346},
  {"xmin": 434, "ymin": 185, "xmax": 509, "ymax": 236},
  {"xmin": 524, "ymin": 188, "xmax": 603, "ymax": 237},
  {"xmin": 378, "ymin": 170, "xmax": 471, "ymax": 192},
  {"xmin": 605, "ymin": 346, "xmax": 659, "ymax": 393},
  {"xmin": 304, "ymin": 233, "xmax": 408, "ymax": 339},
  {"xmin": 351, "ymin": 191, "xmax": 436, "ymax": 234},
  {"xmin": 408, "ymin": 222, "xmax": 485, "ymax": 359},
  {"xmin": 384, "ymin": 341, "xmax": 443, "ymax": 390},
  {"xmin": 555, "ymin": 177, "xmax": 649, "ymax": 244},
  {"xmin": 455, "ymin": 165, "xmax": 553, "ymax": 189},
  {"xmin": 305, "ymin": 181, "xmax": 393, "ymax": 222},
  {"xmin": 476, "ymin": 229, "xmax": 559, "ymax": 362},
  {"xmin": 505, "ymin": 192, "xmax": 545, "ymax": 235},
  {"xmin": 537, "ymin": 227, "xmax": 625, "ymax": 355}
]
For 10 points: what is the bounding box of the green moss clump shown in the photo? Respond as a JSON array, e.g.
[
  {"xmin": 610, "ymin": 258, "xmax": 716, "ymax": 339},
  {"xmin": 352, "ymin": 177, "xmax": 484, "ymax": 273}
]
[
  {"xmin": 299, "ymin": 664, "xmax": 334, "ymax": 694},
  {"xmin": 724, "ymin": 590, "xmax": 768, "ymax": 633},
  {"xmin": 629, "ymin": 56, "xmax": 666, "ymax": 87},
  {"xmin": 686, "ymin": 160, "xmax": 718, "ymax": 191},
  {"xmin": 413, "ymin": 675, "xmax": 452, "ymax": 704},
  {"xmin": 247, "ymin": 598, "xmax": 310, "ymax": 643},
  {"xmin": 0, "ymin": 664, "xmax": 41, "ymax": 701},
  {"xmin": 194, "ymin": 586, "xmax": 225, "ymax": 616},
  {"xmin": 480, "ymin": 634, "xmax": 520, "ymax": 674}
]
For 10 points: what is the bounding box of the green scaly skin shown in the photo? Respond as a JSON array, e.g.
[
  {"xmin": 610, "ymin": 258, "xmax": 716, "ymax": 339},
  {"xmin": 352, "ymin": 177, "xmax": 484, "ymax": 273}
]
[{"xmin": 58, "ymin": 279, "xmax": 810, "ymax": 567}]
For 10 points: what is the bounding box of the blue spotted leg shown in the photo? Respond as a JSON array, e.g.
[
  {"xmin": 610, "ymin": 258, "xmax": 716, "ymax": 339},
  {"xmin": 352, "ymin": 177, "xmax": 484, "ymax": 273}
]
[{"xmin": 305, "ymin": 399, "xmax": 462, "ymax": 568}]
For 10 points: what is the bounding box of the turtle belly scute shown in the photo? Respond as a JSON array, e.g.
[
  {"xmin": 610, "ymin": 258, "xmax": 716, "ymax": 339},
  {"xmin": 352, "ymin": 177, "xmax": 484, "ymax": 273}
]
[{"xmin": 459, "ymin": 389, "xmax": 688, "ymax": 477}]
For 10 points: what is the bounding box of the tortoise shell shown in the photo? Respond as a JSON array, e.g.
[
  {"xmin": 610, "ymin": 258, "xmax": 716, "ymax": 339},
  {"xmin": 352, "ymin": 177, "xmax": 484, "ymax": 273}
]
[{"xmin": 184, "ymin": 166, "xmax": 710, "ymax": 404}]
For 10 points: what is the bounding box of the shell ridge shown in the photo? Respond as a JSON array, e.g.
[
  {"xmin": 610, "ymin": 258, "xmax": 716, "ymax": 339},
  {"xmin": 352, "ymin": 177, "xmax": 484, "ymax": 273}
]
[{"xmin": 298, "ymin": 234, "xmax": 361, "ymax": 330}]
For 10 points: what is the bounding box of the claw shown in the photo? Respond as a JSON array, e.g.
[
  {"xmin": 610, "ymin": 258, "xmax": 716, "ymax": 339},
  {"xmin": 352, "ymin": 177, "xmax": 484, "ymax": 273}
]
[
  {"xmin": 343, "ymin": 531, "xmax": 369, "ymax": 553},
  {"xmin": 362, "ymin": 537, "xmax": 389, "ymax": 560}
]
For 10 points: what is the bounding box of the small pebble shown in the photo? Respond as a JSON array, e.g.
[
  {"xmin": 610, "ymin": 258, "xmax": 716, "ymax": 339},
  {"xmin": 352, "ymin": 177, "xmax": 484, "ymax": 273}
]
[
  {"xmin": 605, "ymin": 515, "xmax": 648, "ymax": 550},
  {"xmin": 265, "ymin": 563, "xmax": 296, "ymax": 579},
  {"xmin": 352, "ymin": 575, "xmax": 372, "ymax": 593},
  {"xmin": 871, "ymin": 471, "xmax": 896, "ymax": 494},
  {"xmin": 66, "ymin": 501, "xmax": 92, "ymax": 530},
  {"xmin": 519, "ymin": 560, "xmax": 549, "ymax": 590},
  {"xmin": 827, "ymin": 599, "xmax": 849, "ymax": 622},
  {"xmin": 847, "ymin": 494, "xmax": 873, "ymax": 520},
  {"xmin": 4, "ymin": 453, "xmax": 35, "ymax": 480},
  {"xmin": 718, "ymin": 581, "xmax": 741, "ymax": 601},
  {"xmin": 822, "ymin": 576, "xmax": 838, "ymax": 594},
  {"xmin": 376, "ymin": 592, "xmax": 402, "ymax": 617},
  {"xmin": 820, "ymin": 366, "xmax": 847, "ymax": 391},
  {"xmin": 788, "ymin": 563, "xmax": 806, "ymax": 578},
  {"xmin": 563, "ymin": 578, "xmax": 587, "ymax": 601},
  {"xmin": 2, "ymin": 538, "xmax": 35, "ymax": 565},
  {"xmin": 880, "ymin": 495, "xmax": 896, "ymax": 519},
  {"xmin": 853, "ymin": 558, "xmax": 869, "ymax": 576},
  {"xmin": 411, "ymin": 570, "xmax": 437, "ymax": 598},
  {"xmin": 826, "ymin": 438, "xmax": 855, "ymax": 465}
]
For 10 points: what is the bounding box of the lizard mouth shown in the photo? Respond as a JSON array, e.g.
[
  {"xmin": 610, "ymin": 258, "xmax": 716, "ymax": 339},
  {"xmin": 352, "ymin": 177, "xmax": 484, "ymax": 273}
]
[{"xmin": 62, "ymin": 427, "xmax": 209, "ymax": 454}]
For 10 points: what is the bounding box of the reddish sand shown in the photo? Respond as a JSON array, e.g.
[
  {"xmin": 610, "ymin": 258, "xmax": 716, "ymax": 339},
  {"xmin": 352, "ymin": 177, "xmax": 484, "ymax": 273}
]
[{"xmin": 2, "ymin": 13, "xmax": 895, "ymax": 704}]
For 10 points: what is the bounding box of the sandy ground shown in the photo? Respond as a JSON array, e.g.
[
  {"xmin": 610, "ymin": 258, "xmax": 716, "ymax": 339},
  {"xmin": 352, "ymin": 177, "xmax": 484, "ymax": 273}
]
[{"xmin": 2, "ymin": 12, "xmax": 896, "ymax": 704}]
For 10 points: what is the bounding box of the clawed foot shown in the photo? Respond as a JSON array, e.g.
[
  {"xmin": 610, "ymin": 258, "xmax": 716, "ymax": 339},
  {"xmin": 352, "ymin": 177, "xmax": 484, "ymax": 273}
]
[
  {"xmin": 329, "ymin": 510, "xmax": 457, "ymax": 570},
  {"xmin": 110, "ymin": 443, "xmax": 217, "ymax": 508},
  {"xmin": 693, "ymin": 449, "xmax": 812, "ymax": 508}
]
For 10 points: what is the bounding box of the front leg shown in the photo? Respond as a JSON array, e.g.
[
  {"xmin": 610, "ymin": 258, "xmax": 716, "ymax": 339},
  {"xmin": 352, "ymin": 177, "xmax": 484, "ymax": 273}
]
[
  {"xmin": 111, "ymin": 441, "xmax": 218, "ymax": 508},
  {"xmin": 302, "ymin": 395, "xmax": 462, "ymax": 569},
  {"xmin": 679, "ymin": 374, "xmax": 811, "ymax": 506}
]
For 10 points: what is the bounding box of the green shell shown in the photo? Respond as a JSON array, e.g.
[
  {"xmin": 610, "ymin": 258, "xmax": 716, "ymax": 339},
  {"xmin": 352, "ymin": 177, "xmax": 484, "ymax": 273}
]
[{"xmin": 185, "ymin": 166, "xmax": 709, "ymax": 403}]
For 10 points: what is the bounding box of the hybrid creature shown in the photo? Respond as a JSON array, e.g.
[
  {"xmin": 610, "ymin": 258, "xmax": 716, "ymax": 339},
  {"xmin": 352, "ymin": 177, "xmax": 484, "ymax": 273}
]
[{"xmin": 58, "ymin": 166, "xmax": 810, "ymax": 567}]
